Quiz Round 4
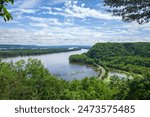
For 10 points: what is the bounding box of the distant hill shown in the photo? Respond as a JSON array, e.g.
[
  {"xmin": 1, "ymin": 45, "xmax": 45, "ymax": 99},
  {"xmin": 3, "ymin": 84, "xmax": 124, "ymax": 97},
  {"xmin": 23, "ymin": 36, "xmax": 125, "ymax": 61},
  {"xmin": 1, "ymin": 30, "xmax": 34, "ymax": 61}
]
[{"xmin": 0, "ymin": 44, "xmax": 91, "ymax": 50}]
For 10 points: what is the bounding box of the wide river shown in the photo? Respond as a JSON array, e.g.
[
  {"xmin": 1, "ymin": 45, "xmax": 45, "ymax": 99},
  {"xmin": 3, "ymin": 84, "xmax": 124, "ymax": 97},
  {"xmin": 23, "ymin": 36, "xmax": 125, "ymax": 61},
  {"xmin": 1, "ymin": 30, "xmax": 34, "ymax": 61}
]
[{"xmin": 3, "ymin": 49, "xmax": 99, "ymax": 80}]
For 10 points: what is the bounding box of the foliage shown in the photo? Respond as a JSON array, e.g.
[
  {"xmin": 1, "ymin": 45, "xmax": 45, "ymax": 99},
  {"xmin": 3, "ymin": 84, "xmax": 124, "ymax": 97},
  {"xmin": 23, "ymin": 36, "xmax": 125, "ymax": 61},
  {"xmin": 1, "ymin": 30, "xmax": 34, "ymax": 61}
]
[
  {"xmin": 104, "ymin": 0, "xmax": 150, "ymax": 24},
  {"xmin": 0, "ymin": 59, "xmax": 149, "ymax": 100},
  {"xmin": 87, "ymin": 42, "xmax": 150, "ymax": 59},
  {"xmin": 0, "ymin": 0, "xmax": 14, "ymax": 21},
  {"xmin": 69, "ymin": 54, "xmax": 95, "ymax": 65},
  {"xmin": 102, "ymin": 56, "xmax": 150, "ymax": 77},
  {"xmin": 0, "ymin": 48, "xmax": 81, "ymax": 58},
  {"xmin": 70, "ymin": 42, "xmax": 150, "ymax": 77},
  {"xmin": 109, "ymin": 76, "xmax": 150, "ymax": 100}
]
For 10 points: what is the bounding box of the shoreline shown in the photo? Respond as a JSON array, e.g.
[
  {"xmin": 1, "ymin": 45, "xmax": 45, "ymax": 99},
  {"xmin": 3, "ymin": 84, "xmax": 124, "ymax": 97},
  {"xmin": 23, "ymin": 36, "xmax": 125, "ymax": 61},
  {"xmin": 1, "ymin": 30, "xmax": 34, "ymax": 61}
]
[
  {"xmin": 0, "ymin": 48, "xmax": 82, "ymax": 58},
  {"xmin": 94, "ymin": 63, "xmax": 106, "ymax": 80}
]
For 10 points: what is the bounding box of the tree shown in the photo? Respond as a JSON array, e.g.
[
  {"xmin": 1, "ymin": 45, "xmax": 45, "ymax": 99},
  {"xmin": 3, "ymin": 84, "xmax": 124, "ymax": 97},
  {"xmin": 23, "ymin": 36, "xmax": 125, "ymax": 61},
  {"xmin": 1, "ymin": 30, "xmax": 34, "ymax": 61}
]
[
  {"xmin": 0, "ymin": 0, "xmax": 14, "ymax": 21},
  {"xmin": 104, "ymin": 0, "xmax": 150, "ymax": 24}
]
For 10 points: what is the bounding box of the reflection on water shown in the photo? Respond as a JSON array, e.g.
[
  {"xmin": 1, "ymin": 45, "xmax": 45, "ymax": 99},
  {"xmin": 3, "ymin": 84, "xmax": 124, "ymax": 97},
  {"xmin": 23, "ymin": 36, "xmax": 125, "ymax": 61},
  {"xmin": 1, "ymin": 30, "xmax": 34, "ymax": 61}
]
[
  {"xmin": 108, "ymin": 72, "xmax": 133, "ymax": 79},
  {"xmin": 3, "ymin": 49, "xmax": 99, "ymax": 80}
]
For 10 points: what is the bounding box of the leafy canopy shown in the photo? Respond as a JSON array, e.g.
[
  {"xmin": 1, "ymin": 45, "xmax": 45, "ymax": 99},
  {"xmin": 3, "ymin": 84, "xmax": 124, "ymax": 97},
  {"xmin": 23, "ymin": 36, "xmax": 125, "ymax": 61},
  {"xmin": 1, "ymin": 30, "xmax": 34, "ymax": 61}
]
[
  {"xmin": 104, "ymin": 0, "xmax": 150, "ymax": 24},
  {"xmin": 0, "ymin": 0, "xmax": 14, "ymax": 21}
]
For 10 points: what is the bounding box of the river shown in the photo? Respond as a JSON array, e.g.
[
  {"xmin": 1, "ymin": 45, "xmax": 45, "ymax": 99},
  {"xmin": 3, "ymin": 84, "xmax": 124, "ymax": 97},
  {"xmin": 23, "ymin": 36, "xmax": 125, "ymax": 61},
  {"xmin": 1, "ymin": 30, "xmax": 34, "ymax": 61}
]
[
  {"xmin": 3, "ymin": 49, "xmax": 130, "ymax": 80},
  {"xmin": 3, "ymin": 49, "xmax": 99, "ymax": 80}
]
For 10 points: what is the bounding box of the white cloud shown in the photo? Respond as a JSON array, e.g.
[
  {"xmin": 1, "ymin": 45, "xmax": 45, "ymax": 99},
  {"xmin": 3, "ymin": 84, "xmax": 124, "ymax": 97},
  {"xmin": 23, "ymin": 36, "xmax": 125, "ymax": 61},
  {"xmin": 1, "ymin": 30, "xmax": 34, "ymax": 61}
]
[
  {"xmin": 27, "ymin": 16, "xmax": 75, "ymax": 27},
  {"xmin": 9, "ymin": 8, "xmax": 37, "ymax": 14},
  {"xmin": 19, "ymin": 0, "xmax": 40, "ymax": 9},
  {"xmin": 49, "ymin": 0, "xmax": 68, "ymax": 5},
  {"xmin": 44, "ymin": 0, "xmax": 120, "ymax": 20},
  {"xmin": 0, "ymin": 24, "xmax": 149, "ymax": 46},
  {"xmin": 53, "ymin": 8, "xmax": 63, "ymax": 11},
  {"xmin": 30, "ymin": 23, "xmax": 48, "ymax": 28},
  {"xmin": 65, "ymin": 1, "xmax": 120, "ymax": 20},
  {"xmin": 0, "ymin": 0, "xmax": 149, "ymax": 45},
  {"xmin": 123, "ymin": 22, "xmax": 150, "ymax": 33}
]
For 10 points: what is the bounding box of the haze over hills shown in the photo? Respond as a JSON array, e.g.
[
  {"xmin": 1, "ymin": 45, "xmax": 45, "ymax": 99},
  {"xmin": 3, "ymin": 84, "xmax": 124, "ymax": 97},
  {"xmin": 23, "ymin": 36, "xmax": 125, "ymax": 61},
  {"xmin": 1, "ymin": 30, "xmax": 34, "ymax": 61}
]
[{"xmin": 0, "ymin": 44, "xmax": 91, "ymax": 50}]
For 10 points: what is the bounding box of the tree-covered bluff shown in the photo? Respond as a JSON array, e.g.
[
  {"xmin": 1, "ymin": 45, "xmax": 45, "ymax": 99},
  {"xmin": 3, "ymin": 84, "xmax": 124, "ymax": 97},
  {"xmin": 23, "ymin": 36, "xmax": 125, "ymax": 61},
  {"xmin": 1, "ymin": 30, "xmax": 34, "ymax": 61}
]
[
  {"xmin": 87, "ymin": 42, "xmax": 150, "ymax": 59},
  {"xmin": 69, "ymin": 42, "xmax": 150, "ymax": 77}
]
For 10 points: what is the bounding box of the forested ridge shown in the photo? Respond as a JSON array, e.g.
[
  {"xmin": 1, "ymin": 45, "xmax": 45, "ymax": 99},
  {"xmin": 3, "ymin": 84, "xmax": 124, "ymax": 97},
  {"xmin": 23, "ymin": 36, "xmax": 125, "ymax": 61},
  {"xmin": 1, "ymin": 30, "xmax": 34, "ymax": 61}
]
[
  {"xmin": 0, "ymin": 48, "xmax": 81, "ymax": 58},
  {"xmin": 70, "ymin": 42, "xmax": 150, "ymax": 77},
  {"xmin": 87, "ymin": 42, "xmax": 150, "ymax": 59}
]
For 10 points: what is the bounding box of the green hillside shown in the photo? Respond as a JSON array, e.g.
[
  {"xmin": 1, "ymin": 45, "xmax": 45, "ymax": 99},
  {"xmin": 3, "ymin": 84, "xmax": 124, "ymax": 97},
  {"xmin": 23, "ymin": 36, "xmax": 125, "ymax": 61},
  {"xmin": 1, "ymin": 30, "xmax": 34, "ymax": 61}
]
[
  {"xmin": 87, "ymin": 42, "xmax": 150, "ymax": 59},
  {"xmin": 70, "ymin": 42, "xmax": 150, "ymax": 77}
]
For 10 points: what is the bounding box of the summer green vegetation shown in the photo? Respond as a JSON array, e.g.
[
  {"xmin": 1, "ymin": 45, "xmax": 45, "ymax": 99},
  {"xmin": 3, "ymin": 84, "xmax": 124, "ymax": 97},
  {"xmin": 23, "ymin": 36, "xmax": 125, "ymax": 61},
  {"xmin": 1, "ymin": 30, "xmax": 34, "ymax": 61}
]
[
  {"xmin": 104, "ymin": 0, "xmax": 150, "ymax": 24},
  {"xmin": 0, "ymin": 59, "xmax": 149, "ymax": 100},
  {"xmin": 70, "ymin": 42, "xmax": 150, "ymax": 77},
  {"xmin": 0, "ymin": 0, "xmax": 14, "ymax": 21},
  {"xmin": 0, "ymin": 42, "xmax": 149, "ymax": 100},
  {"xmin": 0, "ymin": 48, "xmax": 81, "ymax": 58}
]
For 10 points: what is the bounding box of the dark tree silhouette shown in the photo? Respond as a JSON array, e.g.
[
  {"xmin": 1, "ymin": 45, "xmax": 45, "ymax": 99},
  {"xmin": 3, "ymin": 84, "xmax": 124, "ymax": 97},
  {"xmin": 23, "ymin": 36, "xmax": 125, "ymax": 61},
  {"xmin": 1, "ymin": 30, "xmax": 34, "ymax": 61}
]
[
  {"xmin": 0, "ymin": 0, "xmax": 14, "ymax": 21},
  {"xmin": 104, "ymin": 0, "xmax": 150, "ymax": 24}
]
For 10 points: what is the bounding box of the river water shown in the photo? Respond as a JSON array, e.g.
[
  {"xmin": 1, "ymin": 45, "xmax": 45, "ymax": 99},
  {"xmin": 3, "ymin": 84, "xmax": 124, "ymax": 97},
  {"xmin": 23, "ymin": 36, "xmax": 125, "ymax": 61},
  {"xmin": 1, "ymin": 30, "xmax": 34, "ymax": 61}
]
[{"xmin": 3, "ymin": 49, "xmax": 99, "ymax": 80}]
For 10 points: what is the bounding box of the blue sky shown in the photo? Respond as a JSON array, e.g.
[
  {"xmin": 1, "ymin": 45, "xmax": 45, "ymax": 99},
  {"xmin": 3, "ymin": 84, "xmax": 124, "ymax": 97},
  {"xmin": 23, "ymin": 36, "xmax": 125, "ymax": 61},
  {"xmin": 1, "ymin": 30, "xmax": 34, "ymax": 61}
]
[{"xmin": 0, "ymin": 0, "xmax": 150, "ymax": 45}]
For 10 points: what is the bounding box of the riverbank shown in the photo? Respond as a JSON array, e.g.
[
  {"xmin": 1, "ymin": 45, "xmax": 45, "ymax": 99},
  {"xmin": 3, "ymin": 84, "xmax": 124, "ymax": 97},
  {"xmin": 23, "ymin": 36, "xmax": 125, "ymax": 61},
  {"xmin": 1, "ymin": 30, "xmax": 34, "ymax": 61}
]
[
  {"xmin": 3, "ymin": 49, "xmax": 99, "ymax": 80},
  {"xmin": 93, "ymin": 63, "xmax": 106, "ymax": 80},
  {"xmin": 108, "ymin": 68, "xmax": 143, "ymax": 78},
  {"xmin": 0, "ymin": 48, "xmax": 81, "ymax": 58},
  {"xmin": 72, "ymin": 61, "xmax": 106, "ymax": 80}
]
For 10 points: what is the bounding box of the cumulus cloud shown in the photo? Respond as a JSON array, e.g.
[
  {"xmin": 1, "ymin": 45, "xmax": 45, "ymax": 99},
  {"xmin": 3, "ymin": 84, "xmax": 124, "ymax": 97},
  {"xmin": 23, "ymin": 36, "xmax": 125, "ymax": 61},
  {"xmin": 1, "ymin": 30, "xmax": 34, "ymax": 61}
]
[
  {"xmin": 10, "ymin": 8, "xmax": 37, "ymax": 14},
  {"xmin": 30, "ymin": 23, "xmax": 48, "ymax": 28},
  {"xmin": 19, "ymin": 0, "xmax": 40, "ymax": 9},
  {"xmin": 0, "ymin": 24, "xmax": 149, "ymax": 46},
  {"xmin": 123, "ymin": 22, "xmax": 150, "ymax": 34},
  {"xmin": 0, "ymin": 0, "xmax": 149, "ymax": 45},
  {"xmin": 28, "ymin": 16, "xmax": 73, "ymax": 27},
  {"xmin": 44, "ymin": 0, "xmax": 120, "ymax": 20},
  {"xmin": 48, "ymin": 0, "xmax": 67, "ymax": 6}
]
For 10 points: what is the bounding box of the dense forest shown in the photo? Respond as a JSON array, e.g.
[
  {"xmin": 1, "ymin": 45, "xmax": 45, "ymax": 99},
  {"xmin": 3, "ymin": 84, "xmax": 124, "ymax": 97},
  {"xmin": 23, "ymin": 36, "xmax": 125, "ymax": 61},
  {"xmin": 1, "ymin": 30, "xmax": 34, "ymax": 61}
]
[
  {"xmin": 69, "ymin": 42, "xmax": 150, "ymax": 78},
  {"xmin": 87, "ymin": 42, "xmax": 150, "ymax": 58},
  {"xmin": 0, "ymin": 59, "xmax": 149, "ymax": 100},
  {"xmin": 0, "ymin": 48, "xmax": 81, "ymax": 58}
]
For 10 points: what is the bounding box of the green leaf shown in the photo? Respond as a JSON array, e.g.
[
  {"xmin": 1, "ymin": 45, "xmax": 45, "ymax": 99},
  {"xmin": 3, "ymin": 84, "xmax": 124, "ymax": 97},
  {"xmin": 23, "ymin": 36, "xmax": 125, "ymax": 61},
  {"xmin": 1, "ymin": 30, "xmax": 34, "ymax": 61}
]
[
  {"xmin": 10, "ymin": 0, "xmax": 14, "ymax": 4},
  {"xmin": 2, "ymin": 6, "xmax": 13, "ymax": 21}
]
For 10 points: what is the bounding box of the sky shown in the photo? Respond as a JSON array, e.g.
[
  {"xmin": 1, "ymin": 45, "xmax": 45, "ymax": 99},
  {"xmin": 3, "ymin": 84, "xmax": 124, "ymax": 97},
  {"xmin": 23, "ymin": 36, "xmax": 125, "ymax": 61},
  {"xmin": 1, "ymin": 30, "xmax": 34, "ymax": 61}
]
[{"xmin": 0, "ymin": 0, "xmax": 150, "ymax": 46}]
